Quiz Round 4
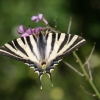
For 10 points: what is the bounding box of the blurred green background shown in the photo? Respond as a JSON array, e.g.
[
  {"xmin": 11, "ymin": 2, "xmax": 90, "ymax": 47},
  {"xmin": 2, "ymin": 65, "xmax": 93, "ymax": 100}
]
[{"xmin": 0, "ymin": 0, "xmax": 100, "ymax": 100}]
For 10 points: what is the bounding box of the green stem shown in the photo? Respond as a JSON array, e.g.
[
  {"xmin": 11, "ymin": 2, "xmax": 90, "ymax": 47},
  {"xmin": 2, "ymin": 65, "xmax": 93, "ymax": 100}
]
[{"xmin": 73, "ymin": 51, "xmax": 100, "ymax": 99}]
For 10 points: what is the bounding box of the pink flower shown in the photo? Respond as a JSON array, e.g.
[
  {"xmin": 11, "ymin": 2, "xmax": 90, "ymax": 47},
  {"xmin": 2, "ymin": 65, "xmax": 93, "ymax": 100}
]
[
  {"xmin": 17, "ymin": 25, "xmax": 26, "ymax": 34},
  {"xmin": 17, "ymin": 25, "xmax": 33, "ymax": 37},
  {"xmin": 17, "ymin": 14, "xmax": 48, "ymax": 37},
  {"xmin": 31, "ymin": 14, "xmax": 43, "ymax": 23},
  {"xmin": 17, "ymin": 25, "xmax": 44, "ymax": 37},
  {"xmin": 33, "ymin": 27, "xmax": 44, "ymax": 34},
  {"xmin": 31, "ymin": 14, "xmax": 48, "ymax": 25}
]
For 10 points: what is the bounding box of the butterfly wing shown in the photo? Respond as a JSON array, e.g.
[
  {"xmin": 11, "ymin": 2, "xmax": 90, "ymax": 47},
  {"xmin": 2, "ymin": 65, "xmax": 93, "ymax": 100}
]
[
  {"xmin": 0, "ymin": 35, "xmax": 41, "ymax": 69},
  {"xmin": 45, "ymin": 32, "xmax": 86, "ymax": 72},
  {"xmin": 0, "ymin": 31, "xmax": 86, "ymax": 88}
]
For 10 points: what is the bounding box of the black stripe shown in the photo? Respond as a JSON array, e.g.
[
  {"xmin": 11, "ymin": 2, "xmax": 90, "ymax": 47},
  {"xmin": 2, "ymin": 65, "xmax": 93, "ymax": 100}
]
[
  {"xmin": 63, "ymin": 37, "xmax": 86, "ymax": 55},
  {"xmin": 39, "ymin": 32, "xmax": 43, "ymax": 42},
  {"xmin": 65, "ymin": 36, "xmax": 84, "ymax": 52},
  {"xmin": 32, "ymin": 35, "xmax": 37, "ymax": 42},
  {"xmin": 38, "ymin": 32, "xmax": 46, "ymax": 58},
  {"xmin": 63, "ymin": 37, "xmax": 79, "ymax": 53},
  {"xmin": 0, "ymin": 46, "xmax": 22, "ymax": 58},
  {"xmin": 51, "ymin": 32, "xmax": 56, "ymax": 51},
  {"xmin": 45, "ymin": 33, "xmax": 49, "ymax": 40},
  {"xmin": 13, "ymin": 40, "xmax": 28, "ymax": 56},
  {"xmin": 68, "ymin": 36, "xmax": 80, "ymax": 49},
  {"xmin": 57, "ymin": 34, "xmax": 69, "ymax": 53},
  {"xmin": 26, "ymin": 36, "xmax": 33, "ymax": 52},
  {"xmin": 57, "ymin": 33, "xmax": 61, "ymax": 41},
  {"xmin": 8, "ymin": 42, "xmax": 16, "ymax": 49},
  {"xmin": 68, "ymin": 34, "xmax": 74, "ymax": 43},
  {"xmin": 0, "ymin": 50, "xmax": 27, "ymax": 62},
  {"xmin": 21, "ymin": 37, "xmax": 25, "ymax": 44}
]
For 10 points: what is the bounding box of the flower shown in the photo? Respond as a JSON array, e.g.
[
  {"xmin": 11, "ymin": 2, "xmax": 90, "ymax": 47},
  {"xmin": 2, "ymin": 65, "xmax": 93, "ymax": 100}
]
[
  {"xmin": 33, "ymin": 27, "xmax": 44, "ymax": 34},
  {"xmin": 17, "ymin": 14, "xmax": 48, "ymax": 37},
  {"xmin": 31, "ymin": 14, "xmax": 48, "ymax": 25},
  {"xmin": 22, "ymin": 28, "xmax": 33, "ymax": 37},
  {"xmin": 17, "ymin": 25, "xmax": 44, "ymax": 37},
  {"xmin": 17, "ymin": 25, "xmax": 26, "ymax": 34},
  {"xmin": 31, "ymin": 14, "xmax": 43, "ymax": 23},
  {"xmin": 17, "ymin": 25, "xmax": 33, "ymax": 37}
]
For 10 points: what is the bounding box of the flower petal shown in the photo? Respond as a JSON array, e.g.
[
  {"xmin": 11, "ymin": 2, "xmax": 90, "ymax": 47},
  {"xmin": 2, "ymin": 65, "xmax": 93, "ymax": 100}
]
[
  {"xmin": 38, "ymin": 14, "xmax": 43, "ymax": 20},
  {"xmin": 21, "ymin": 32, "xmax": 29, "ymax": 37},
  {"xmin": 33, "ymin": 27, "xmax": 44, "ymax": 34},
  {"xmin": 26, "ymin": 28, "xmax": 33, "ymax": 35},
  {"xmin": 31, "ymin": 16, "xmax": 38, "ymax": 20},
  {"xmin": 31, "ymin": 14, "xmax": 43, "ymax": 22},
  {"xmin": 35, "ymin": 19, "xmax": 39, "ymax": 23},
  {"xmin": 17, "ymin": 25, "xmax": 26, "ymax": 34}
]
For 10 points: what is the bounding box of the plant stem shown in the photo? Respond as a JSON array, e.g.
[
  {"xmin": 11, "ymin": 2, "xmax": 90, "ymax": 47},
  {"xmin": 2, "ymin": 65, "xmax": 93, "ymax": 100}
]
[{"xmin": 73, "ymin": 51, "xmax": 100, "ymax": 99}]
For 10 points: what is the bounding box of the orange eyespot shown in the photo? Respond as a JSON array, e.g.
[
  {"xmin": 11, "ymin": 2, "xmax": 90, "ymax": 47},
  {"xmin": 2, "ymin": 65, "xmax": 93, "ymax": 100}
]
[{"xmin": 40, "ymin": 60, "xmax": 47, "ymax": 66}]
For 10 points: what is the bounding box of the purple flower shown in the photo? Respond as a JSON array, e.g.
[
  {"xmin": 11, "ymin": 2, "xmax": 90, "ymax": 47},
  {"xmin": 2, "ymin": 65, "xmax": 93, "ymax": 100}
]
[
  {"xmin": 17, "ymin": 25, "xmax": 26, "ymax": 34},
  {"xmin": 21, "ymin": 28, "xmax": 33, "ymax": 37},
  {"xmin": 31, "ymin": 14, "xmax": 43, "ymax": 23},
  {"xmin": 17, "ymin": 25, "xmax": 44, "ymax": 37},
  {"xmin": 31, "ymin": 14, "xmax": 48, "ymax": 25},
  {"xmin": 17, "ymin": 14, "xmax": 48, "ymax": 37},
  {"xmin": 26, "ymin": 28, "xmax": 33, "ymax": 35},
  {"xmin": 17, "ymin": 25, "xmax": 33, "ymax": 37},
  {"xmin": 33, "ymin": 27, "xmax": 44, "ymax": 34}
]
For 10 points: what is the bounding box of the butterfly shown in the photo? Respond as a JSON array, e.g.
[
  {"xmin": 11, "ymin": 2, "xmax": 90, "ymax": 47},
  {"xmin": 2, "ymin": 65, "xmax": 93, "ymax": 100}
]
[{"xmin": 0, "ymin": 26, "xmax": 86, "ymax": 89}]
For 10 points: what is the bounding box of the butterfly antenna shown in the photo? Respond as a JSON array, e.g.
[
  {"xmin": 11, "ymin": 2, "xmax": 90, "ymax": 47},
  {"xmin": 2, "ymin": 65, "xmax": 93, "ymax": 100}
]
[{"xmin": 67, "ymin": 17, "xmax": 72, "ymax": 34}]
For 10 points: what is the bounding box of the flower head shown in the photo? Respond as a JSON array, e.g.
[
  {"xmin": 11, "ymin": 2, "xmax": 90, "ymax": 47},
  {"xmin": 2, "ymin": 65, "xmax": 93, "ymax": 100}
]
[
  {"xmin": 31, "ymin": 14, "xmax": 48, "ymax": 25},
  {"xmin": 33, "ymin": 27, "xmax": 44, "ymax": 34},
  {"xmin": 17, "ymin": 25, "xmax": 33, "ymax": 37},
  {"xmin": 17, "ymin": 25, "xmax": 44, "ymax": 37},
  {"xmin": 17, "ymin": 25, "xmax": 26, "ymax": 34},
  {"xmin": 17, "ymin": 14, "xmax": 48, "ymax": 37},
  {"xmin": 31, "ymin": 14, "xmax": 43, "ymax": 23}
]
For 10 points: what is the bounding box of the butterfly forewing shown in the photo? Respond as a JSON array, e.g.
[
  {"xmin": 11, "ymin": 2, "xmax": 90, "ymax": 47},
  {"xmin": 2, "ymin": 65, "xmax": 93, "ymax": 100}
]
[
  {"xmin": 46, "ymin": 33, "xmax": 86, "ymax": 63},
  {"xmin": 0, "ymin": 35, "xmax": 40, "ymax": 65}
]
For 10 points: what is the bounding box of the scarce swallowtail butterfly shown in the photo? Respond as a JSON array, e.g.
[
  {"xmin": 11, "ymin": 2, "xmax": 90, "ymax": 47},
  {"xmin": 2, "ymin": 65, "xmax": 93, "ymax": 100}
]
[{"xmin": 0, "ymin": 26, "xmax": 86, "ymax": 89}]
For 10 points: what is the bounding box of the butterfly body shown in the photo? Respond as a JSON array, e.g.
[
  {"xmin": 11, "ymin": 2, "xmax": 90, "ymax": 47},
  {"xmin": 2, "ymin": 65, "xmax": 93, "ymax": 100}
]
[{"xmin": 0, "ymin": 28, "xmax": 86, "ymax": 88}]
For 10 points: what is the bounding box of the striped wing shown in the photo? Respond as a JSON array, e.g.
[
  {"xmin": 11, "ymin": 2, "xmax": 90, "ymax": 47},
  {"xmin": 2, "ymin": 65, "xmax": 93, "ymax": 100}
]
[
  {"xmin": 45, "ymin": 33, "xmax": 86, "ymax": 68},
  {"xmin": 0, "ymin": 32, "xmax": 86, "ymax": 88},
  {"xmin": 42, "ymin": 32, "xmax": 86, "ymax": 84},
  {"xmin": 0, "ymin": 35, "xmax": 40, "ymax": 66},
  {"xmin": 0, "ymin": 32, "xmax": 86, "ymax": 67}
]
